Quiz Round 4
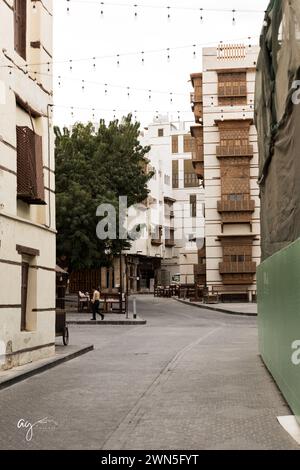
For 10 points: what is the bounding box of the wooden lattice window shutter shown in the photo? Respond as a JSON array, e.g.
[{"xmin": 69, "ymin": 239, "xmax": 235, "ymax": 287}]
[
  {"xmin": 172, "ymin": 135, "xmax": 178, "ymax": 154},
  {"xmin": 16, "ymin": 126, "xmax": 45, "ymax": 204},
  {"xmin": 184, "ymin": 135, "xmax": 193, "ymax": 153},
  {"xmin": 14, "ymin": 0, "xmax": 27, "ymax": 60}
]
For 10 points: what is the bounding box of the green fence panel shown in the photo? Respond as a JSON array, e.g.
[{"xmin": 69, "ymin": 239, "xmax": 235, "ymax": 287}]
[{"xmin": 257, "ymin": 237, "xmax": 300, "ymax": 424}]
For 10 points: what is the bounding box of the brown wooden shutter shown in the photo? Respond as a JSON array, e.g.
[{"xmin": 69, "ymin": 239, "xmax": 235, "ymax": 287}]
[
  {"xmin": 190, "ymin": 195, "xmax": 197, "ymax": 218},
  {"xmin": 172, "ymin": 160, "xmax": 179, "ymax": 188},
  {"xmin": 172, "ymin": 135, "xmax": 178, "ymax": 154},
  {"xmin": 21, "ymin": 262, "xmax": 29, "ymax": 331},
  {"xmin": 184, "ymin": 159, "xmax": 198, "ymax": 188},
  {"xmin": 16, "ymin": 126, "xmax": 45, "ymax": 204},
  {"xmin": 14, "ymin": 0, "xmax": 27, "ymax": 60},
  {"xmin": 184, "ymin": 135, "xmax": 193, "ymax": 153}
]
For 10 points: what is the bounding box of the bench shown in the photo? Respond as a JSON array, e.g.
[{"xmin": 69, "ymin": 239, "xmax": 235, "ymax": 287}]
[{"xmin": 207, "ymin": 285, "xmax": 256, "ymax": 303}]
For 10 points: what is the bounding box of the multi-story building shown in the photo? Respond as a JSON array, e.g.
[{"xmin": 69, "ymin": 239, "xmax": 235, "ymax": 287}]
[
  {"xmin": 0, "ymin": 0, "xmax": 55, "ymax": 369},
  {"xmin": 190, "ymin": 44, "xmax": 261, "ymax": 298},
  {"xmin": 128, "ymin": 116, "xmax": 205, "ymax": 291}
]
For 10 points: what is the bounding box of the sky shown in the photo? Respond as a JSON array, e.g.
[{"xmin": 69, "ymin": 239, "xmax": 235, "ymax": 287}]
[{"xmin": 53, "ymin": 0, "xmax": 270, "ymax": 128}]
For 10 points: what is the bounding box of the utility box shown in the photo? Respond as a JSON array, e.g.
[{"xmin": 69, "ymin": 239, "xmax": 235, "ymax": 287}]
[{"xmin": 257, "ymin": 238, "xmax": 300, "ymax": 424}]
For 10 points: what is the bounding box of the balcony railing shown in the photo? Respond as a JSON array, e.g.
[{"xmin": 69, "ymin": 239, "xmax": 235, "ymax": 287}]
[
  {"xmin": 190, "ymin": 92, "xmax": 202, "ymax": 103},
  {"xmin": 217, "ymin": 200, "xmax": 255, "ymax": 213},
  {"xmin": 192, "ymin": 148, "xmax": 204, "ymax": 163},
  {"xmin": 219, "ymin": 262, "xmax": 256, "ymax": 274},
  {"xmin": 216, "ymin": 145, "xmax": 253, "ymax": 158}
]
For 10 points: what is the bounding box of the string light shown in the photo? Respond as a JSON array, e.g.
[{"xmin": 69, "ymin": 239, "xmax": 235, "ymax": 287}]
[
  {"xmin": 69, "ymin": 60, "xmax": 73, "ymax": 72},
  {"xmin": 92, "ymin": 57, "xmax": 96, "ymax": 71},
  {"xmin": 141, "ymin": 51, "xmax": 144, "ymax": 65},
  {"xmin": 1, "ymin": 36, "xmax": 258, "ymax": 70},
  {"xmin": 100, "ymin": 1, "xmax": 104, "ymax": 17},
  {"xmin": 148, "ymin": 89, "xmax": 152, "ymax": 101},
  {"xmin": 193, "ymin": 45, "xmax": 196, "ymax": 60},
  {"xmin": 167, "ymin": 6, "xmax": 171, "ymax": 21},
  {"xmin": 66, "ymin": 0, "xmax": 70, "ymax": 14},
  {"xmin": 134, "ymin": 4, "xmax": 138, "ymax": 19},
  {"xmin": 167, "ymin": 48, "xmax": 170, "ymax": 62},
  {"xmin": 81, "ymin": 79, "xmax": 85, "ymax": 91},
  {"xmin": 104, "ymin": 83, "xmax": 108, "ymax": 95},
  {"xmin": 170, "ymin": 93, "xmax": 173, "ymax": 104},
  {"xmin": 62, "ymin": 1, "xmax": 264, "ymax": 17},
  {"xmin": 32, "ymin": 1, "xmax": 37, "ymax": 14},
  {"xmin": 200, "ymin": 8, "xmax": 203, "ymax": 23},
  {"xmin": 232, "ymin": 9, "xmax": 236, "ymax": 25},
  {"xmin": 117, "ymin": 54, "xmax": 120, "ymax": 67},
  {"xmin": 127, "ymin": 86, "xmax": 130, "ymax": 98}
]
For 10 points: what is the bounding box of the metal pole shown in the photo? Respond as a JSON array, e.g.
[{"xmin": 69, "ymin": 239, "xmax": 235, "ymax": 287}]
[
  {"xmin": 119, "ymin": 252, "xmax": 123, "ymax": 314},
  {"xmin": 125, "ymin": 255, "xmax": 129, "ymax": 319},
  {"xmin": 133, "ymin": 295, "xmax": 137, "ymax": 320}
]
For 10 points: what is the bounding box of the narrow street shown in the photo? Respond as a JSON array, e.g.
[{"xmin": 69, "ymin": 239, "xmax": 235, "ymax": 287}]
[{"xmin": 0, "ymin": 297, "xmax": 297, "ymax": 450}]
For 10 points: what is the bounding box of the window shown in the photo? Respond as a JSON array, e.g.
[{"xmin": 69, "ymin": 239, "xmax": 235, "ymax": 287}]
[
  {"xmin": 172, "ymin": 135, "xmax": 178, "ymax": 154},
  {"xmin": 184, "ymin": 160, "xmax": 198, "ymax": 188},
  {"xmin": 228, "ymin": 194, "xmax": 243, "ymax": 202},
  {"xmin": 230, "ymin": 255, "xmax": 246, "ymax": 263},
  {"xmin": 158, "ymin": 129, "xmax": 164, "ymax": 137},
  {"xmin": 184, "ymin": 135, "xmax": 193, "ymax": 153},
  {"xmin": 172, "ymin": 160, "xmax": 179, "ymax": 189},
  {"xmin": 218, "ymin": 71, "xmax": 247, "ymax": 105},
  {"xmin": 21, "ymin": 261, "xmax": 29, "ymax": 331},
  {"xmin": 190, "ymin": 195, "xmax": 197, "ymax": 218},
  {"xmin": 16, "ymin": 126, "xmax": 45, "ymax": 204},
  {"xmin": 14, "ymin": 0, "xmax": 27, "ymax": 60}
]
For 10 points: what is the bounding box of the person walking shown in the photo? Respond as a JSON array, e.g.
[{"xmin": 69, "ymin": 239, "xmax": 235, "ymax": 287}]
[{"xmin": 90, "ymin": 287, "xmax": 104, "ymax": 321}]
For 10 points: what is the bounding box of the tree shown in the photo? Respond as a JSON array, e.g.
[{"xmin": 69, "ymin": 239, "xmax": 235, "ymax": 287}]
[{"xmin": 54, "ymin": 115, "xmax": 152, "ymax": 272}]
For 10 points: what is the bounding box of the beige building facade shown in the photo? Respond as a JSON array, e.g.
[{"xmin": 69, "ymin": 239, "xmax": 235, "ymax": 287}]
[
  {"xmin": 0, "ymin": 0, "xmax": 55, "ymax": 369},
  {"xmin": 190, "ymin": 44, "xmax": 261, "ymax": 298}
]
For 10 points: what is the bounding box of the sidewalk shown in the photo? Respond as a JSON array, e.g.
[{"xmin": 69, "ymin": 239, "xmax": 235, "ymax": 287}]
[
  {"xmin": 0, "ymin": 343, "xmax": 94, "ymax": 391},
  {"xmin": 175, "ymin": 297, "xmax": 257, "ymax": 316},
  {"xmin": 67, "ymin": 312, "xmax": 147, "ymax": 325}
]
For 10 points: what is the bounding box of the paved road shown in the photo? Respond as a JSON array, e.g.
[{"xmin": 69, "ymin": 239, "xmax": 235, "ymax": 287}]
[{"xmin": 0, "ymin": 297, "xmax": 298, "ymax": 450}]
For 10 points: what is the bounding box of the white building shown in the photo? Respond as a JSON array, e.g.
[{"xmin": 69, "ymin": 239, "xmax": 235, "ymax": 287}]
[
  {"xmin": 0, "ymin": 0, "xmax": 55, "ymax": 369},
  {"xmin": 128, "ymin": 116, "xmax": 205, "ymax": 290}
]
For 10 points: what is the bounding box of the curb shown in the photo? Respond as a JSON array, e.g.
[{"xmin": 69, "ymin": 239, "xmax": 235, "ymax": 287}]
[
  {"xmin": 0, "ymin": 345, "xmax": 94, "ymax": 391},
  {"xmin": 67, "ymin": 320, "xmax": 147, "ymax": 326},
  {"xmin": 174, "ymin": 297, "xmax": 257, "ymax": 317}
]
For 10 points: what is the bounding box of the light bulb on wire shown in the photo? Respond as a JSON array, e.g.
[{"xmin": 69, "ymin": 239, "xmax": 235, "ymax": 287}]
[
  {"xmin": 167, "ymin": 6, "xmax": 171, "ymax": 21},
  {"xmin": 167, "ymin": 48, "xmax": 170, "ymax": 62},
  {"xmin": 232, "ymin": 9, "xmax": 236, "ymax": 25},
  {"xmin": 200, "ymin": 8, "xmax": 203, "ymax": 23}
]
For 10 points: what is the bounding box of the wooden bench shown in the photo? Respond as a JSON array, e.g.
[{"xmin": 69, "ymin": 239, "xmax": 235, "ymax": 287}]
[{"xmin": 208, "ymin": 285, "xmax": 256, "ymax": 303}]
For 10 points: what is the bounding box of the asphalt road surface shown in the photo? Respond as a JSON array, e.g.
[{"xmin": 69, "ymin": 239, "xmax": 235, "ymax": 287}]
[{"xmin": 0, "ymin": 297, "xmax": 298, "ymax": 450}]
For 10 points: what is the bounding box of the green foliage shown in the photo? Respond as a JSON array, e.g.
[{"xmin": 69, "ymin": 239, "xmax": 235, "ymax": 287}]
[{"xmin": 55, "ymin": 115, "xmax": 152, "ymax": 271}]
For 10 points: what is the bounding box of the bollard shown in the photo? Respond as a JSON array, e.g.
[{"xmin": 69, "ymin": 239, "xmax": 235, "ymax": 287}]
[{"xmin": 133, "ymin": 296, "xmax": 137, "ymax": 320}]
